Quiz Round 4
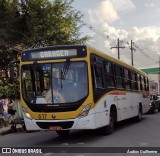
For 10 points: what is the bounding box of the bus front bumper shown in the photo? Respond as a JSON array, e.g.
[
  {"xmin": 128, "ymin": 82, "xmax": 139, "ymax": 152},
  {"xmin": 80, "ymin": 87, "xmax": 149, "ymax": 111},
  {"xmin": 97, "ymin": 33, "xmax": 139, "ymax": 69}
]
[{"xmin": 24, "ymin": 113, "xmax": 96, "ymax": 131}]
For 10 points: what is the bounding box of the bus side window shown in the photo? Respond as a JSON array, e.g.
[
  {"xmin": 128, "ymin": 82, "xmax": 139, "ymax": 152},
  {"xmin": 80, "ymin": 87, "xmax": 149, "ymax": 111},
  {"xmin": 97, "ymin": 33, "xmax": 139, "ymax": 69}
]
[
  {"xmin": 139, "ymin": 75, "xmax": 143, "ymax": 91},
  {"xmin": 115, "ymin": 65, "xmax": 124, "ymax": 89},
  {"xmin": 93, "ymin": 64, "xmax": 105, "ymax": 89},
  {"xmin": 144, "ymin": 77, "xmax": 147, "ymax": 91},
  {"xmin": 91, "ymin": 61, "xmax": 105, "ymax": 102},
  {"xmin": 104, "ymin": 61, "xmax": 115, "ymax": 87},
  {"xmin": 141, "ymin": 76, "xmax": 145, "ymax": 91},
  {"xmin": 133, "ymin": 73, "xmax": 138, "ymax": 90},
  {"xmin": 128, "ymin": 71, "xmax": 133, "ymax": 90},
  {"xmin": 124, "ymin": 69, "xmax": 129, "ymax": 90},
  {"xmin": 137, "ymin": 74, "xmax": 140, "ymax": 91}
]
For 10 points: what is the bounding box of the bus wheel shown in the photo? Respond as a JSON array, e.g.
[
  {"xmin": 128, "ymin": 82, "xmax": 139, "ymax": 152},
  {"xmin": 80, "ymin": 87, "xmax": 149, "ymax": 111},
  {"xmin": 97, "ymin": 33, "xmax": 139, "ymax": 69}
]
[
  {"xmin": 56, "ymin": 130, "xmax": 70, "ymax": 137},
  {"xmin": 135, "ymin": 106, "xmax": 142, "ymax": 122},
  {"xmin": 99, "ymin": 110, "xmax": 114, "ymax": 135}
]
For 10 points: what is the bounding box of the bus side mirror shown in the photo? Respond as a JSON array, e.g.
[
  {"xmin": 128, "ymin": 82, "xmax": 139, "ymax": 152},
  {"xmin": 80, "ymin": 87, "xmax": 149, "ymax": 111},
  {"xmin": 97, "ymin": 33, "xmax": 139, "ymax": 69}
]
[{"xmin": 9, "ymin": 60, "xmax": 20, "ymax": 83}]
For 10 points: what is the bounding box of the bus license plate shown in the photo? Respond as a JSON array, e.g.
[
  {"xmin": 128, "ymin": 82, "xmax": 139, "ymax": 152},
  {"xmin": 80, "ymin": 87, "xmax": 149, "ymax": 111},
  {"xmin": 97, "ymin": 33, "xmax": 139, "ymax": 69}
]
[{"xmin": 49, "ymin": 126, "xmax": 62, "ymax": 131}]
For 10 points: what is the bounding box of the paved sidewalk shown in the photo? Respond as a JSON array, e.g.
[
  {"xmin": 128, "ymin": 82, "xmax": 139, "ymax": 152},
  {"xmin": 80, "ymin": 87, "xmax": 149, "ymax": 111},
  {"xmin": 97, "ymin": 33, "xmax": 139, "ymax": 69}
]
[{"xmin": 0, "ymin": 124, "xmax": 24, "ymax": 135}]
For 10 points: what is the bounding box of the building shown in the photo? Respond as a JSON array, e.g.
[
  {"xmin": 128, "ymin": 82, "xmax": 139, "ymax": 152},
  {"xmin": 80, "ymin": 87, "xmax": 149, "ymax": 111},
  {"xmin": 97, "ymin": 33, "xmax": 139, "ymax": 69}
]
[{"xmin": 141, "ymin": 67, "xmax": 159, "ymax": 95}]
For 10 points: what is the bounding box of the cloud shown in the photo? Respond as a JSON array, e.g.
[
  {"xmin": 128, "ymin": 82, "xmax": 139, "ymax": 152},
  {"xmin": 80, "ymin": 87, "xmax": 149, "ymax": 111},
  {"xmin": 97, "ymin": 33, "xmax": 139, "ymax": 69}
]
[
  {"xmin": 128, "ymin": 27, "xmax": 160, "ymax": 41},
  {"xmin": 87, "ymin": 25, "xmax": 160, "ymax": 68},
  {"xmin": 88, "ymin": 0, "xmax": 119, "ymax": 24},
  {"xmin": 86, "ymin": 0, "xmax": 160, "ymax": 68},
  {"xmin": 88, "ymin": 0, "xmax": 136, "ymax": 25},
  {"xmin": 145, "ymin": 3, "xmax": 155, "ymax": 8},
  {"xmin": 111, "ymin": 0, "xmax": 136, "ymax": 12}
]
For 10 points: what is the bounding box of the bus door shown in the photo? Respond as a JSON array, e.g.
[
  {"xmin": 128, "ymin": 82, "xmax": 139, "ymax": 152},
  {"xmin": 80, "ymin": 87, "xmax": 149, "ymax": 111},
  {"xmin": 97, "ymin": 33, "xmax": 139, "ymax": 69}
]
[{"xmin": 91, "ymin": 58, "xmax": 108, "ymax": 128}]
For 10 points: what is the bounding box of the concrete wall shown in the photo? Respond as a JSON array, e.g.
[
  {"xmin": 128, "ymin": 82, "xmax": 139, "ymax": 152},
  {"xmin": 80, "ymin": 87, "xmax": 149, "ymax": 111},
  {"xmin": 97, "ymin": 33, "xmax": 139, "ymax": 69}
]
[{"xmin": 147, "ymin": 74, "xmax": 159, "ymax": 95}]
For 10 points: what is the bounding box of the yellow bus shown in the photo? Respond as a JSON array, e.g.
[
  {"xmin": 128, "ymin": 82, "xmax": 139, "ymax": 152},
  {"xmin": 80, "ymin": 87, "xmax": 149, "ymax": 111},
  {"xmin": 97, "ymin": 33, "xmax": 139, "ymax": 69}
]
[{"xmin": 10, "ymin": 45, "xmax": 150, "ymax": 136}]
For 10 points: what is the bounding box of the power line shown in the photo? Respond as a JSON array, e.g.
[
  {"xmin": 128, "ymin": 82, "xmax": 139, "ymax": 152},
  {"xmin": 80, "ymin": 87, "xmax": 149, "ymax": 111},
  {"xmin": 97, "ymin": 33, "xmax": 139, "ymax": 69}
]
[
  {"xmin": 132, "ymin": 42, "xmax": 155, "ymax": 62},
  {"xmin": 86, "ymin": 23, "xmax": 157, "ymax": 66},
  {"xmin": 87, "ymin": 24, "xmax": 117, "ymax": 44}
]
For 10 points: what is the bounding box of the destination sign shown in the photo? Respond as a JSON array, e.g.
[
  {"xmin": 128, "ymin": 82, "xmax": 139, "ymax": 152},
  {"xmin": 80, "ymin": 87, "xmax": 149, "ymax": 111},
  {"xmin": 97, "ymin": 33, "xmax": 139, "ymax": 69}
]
[
  {"xmin": 21, "ymin": 46, "xmax": 87, "ymax": 62},
  {"xmin": 30, "ymin": 49, "xmax": 77, "ymax": 60}
]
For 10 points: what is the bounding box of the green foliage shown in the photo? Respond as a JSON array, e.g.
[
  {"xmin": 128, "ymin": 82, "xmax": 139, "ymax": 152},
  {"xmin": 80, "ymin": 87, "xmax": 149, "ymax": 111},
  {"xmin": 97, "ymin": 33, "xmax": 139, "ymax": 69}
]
[
  {"xmin": 0, "ymin": 80, "xmax": 20, "ymax": 99},
  {"xmin": 0, "ymin": 0, "xmax": 89, "ymax": 48},
  {"xmin": 0, "ymin": 45, "xmax": 18, "ymax": 71},
  {"xmin": 0, "ymin": 0, "xmax": 21, "ymax": 45},
  {"xmin": 0, "ymin": 0, "xmax": 88, "ymax": 99}
]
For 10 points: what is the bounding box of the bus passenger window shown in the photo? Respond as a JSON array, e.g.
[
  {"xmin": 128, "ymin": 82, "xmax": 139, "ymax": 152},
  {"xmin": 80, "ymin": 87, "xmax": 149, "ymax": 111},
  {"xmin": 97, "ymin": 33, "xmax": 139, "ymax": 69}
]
[
  {"xmin": 124, "ymin": 69, "xmax": 129, "ymax": 90},
  {"xmin": 94, "ymin": 64, "xmax": 104, "ymax": 89},
  {"xmin": 115, "ymin": 65, "xmax": 123, "ymax": 89},
  {"xmin": 145, "ymin": 77, "xmax": 149, "ymax": 91},
  {"xmin": 128, "ymin": 71, "xmax": 132, "ymax": 90},
  {"xmin": 141, "ymin": 76, "xmax": 145, "ymax": 91},
  {"xmin": 105, "ymin": 61, "xmax": 115, "ymax": 87},
  {"xmin": 139, "ymin": 75, "xmax": 143, "ymax": 91},
  {"xmin": 137, "ymin": 74, "xmax": 141, "ymax": 91},
  {"xmin": 133, "ymin": 73, "xmax": 138, "ymax": 90}
]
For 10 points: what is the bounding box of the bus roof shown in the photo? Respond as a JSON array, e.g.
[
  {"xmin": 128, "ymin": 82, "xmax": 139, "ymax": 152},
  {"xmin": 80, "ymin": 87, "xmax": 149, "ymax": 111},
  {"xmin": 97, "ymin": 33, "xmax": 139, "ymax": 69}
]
[
  {"xmin": 21, "ymin": 44, "xmax": 147, "ymax": 76},
  {"xmin": 87, "ymin": 45, "xmax": 147, "ymax": 76}
]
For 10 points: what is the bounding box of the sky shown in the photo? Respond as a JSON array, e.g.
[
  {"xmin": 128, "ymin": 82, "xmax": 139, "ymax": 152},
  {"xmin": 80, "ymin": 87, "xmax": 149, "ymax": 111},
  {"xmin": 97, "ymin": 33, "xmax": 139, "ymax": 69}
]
[{"xmin": 72, "ymin": 0, "xmax": 160, "ymax": 69}]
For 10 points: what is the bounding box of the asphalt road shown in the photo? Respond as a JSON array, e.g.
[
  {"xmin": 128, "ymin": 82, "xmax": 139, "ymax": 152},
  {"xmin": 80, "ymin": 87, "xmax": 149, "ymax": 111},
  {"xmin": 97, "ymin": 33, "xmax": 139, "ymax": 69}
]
[{"xmin": 0, "ymin": 111, "xmax": 160, "ymax": 156}]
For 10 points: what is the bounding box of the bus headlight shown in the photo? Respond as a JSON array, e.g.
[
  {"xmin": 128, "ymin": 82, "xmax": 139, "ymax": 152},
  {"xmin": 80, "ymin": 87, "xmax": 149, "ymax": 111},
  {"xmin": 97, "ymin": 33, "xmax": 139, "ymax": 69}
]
[
  {"xmin": 22, "ymin": 108, "xmax": 32, "ymax": 120},
  {"xmin": 78, "ymin": 104, "xmax": 91, "ymax": 118}
]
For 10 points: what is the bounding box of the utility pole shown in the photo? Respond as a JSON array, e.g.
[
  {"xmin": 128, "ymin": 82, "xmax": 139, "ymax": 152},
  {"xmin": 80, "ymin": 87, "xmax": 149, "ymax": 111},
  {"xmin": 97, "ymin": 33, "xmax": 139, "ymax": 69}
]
[
  {"xmin": 130, "ymin": 40, "xmax": 136, "ymax": 66},
  {"xmin": 111, "ymin": 38, "xmax": 125, "ymax": 60}
]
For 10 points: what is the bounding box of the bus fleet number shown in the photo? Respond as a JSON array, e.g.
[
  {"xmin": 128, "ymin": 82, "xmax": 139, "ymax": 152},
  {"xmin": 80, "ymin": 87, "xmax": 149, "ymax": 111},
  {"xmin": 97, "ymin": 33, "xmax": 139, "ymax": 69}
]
[{"xmin": 38, "ymin": 114, "xmax": 47, "ymax": 119}]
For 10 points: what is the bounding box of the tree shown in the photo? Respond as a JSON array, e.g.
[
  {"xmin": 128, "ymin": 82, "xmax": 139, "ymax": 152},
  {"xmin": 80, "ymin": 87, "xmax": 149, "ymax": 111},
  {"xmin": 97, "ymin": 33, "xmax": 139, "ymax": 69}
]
[
  {"xmin": 0, "ymin": 0, "xmax": 89, "ymax": 99},
  {"xmin": 0, "ymin": 0, "xmax": 88, "ymax": 49}
]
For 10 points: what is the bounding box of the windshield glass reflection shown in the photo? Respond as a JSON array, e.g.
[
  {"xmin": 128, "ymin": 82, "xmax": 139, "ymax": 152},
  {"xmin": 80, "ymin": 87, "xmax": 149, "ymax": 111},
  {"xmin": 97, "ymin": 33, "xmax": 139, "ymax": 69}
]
[{"xmin": 22, "ymin": 62, "xmax": 88, "ymax": 104}]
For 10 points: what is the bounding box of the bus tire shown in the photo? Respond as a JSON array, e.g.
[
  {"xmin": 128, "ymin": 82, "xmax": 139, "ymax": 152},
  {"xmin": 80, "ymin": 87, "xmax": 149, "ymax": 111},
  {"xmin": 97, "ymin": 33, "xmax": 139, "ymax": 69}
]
[
  {"xmin": 135, "ymin": 106, "xmax": 142, "ymax": 122},
  {"xmin": 99, "ymin": 110, "xmax": 114, "ymax": 135},
  {"xmin": 56, "ymin": 130, "xmax": 70, "ymax": 137}
]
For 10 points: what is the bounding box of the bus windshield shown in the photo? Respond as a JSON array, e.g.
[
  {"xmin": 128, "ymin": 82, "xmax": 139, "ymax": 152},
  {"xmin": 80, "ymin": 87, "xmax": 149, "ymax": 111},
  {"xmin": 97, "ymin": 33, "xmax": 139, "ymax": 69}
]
[{"xmin": 22, "ymin": 62, "xmax": 88, "ymax": 104}]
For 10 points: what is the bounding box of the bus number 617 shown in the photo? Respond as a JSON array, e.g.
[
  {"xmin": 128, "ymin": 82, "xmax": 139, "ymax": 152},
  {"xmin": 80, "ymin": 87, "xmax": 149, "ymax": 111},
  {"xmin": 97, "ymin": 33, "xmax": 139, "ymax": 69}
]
[{"xmin": 38, "ymin": 114, "xmax": 47, "ymax": 119}]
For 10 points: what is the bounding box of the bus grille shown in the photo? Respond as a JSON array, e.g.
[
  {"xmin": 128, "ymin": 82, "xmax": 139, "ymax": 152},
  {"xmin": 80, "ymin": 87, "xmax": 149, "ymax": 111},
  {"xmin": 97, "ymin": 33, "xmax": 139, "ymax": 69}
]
[{"xmin": 36, "ymin": 121, "xmax": 74, "ymax": 129}]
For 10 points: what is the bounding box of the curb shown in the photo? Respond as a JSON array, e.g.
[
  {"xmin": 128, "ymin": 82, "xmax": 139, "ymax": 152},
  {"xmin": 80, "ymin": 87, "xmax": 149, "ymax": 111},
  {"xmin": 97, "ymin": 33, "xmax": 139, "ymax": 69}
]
[{"xmin": 0, "ymin": 126, "xmax": 24, "ymax": 135}]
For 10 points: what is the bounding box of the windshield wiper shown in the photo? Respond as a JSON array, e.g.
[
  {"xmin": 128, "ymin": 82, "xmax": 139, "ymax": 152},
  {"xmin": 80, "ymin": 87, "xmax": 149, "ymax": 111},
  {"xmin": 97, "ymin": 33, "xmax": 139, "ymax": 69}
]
[
  {"xmin": 60, "ymin": 58, "xmax": 70, "ymax": 88},
  {"xmin": 33, "ymin": 61, "xmax": 38, "ymax": 96}
]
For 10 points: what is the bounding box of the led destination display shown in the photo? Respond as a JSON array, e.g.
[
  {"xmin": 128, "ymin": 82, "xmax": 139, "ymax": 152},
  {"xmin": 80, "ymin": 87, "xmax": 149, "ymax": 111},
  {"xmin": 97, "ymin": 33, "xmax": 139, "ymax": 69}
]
[
  {"xmin": 30, "ymin": 49, "xmax": 77, "ymax": 60},
  {"xmin": 21, "ymin": 46, "xmax": 87, "ymax": 61},
  {"xmin": 31, "ymin": 49, "xmax": 77, "ymax": 59}
]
